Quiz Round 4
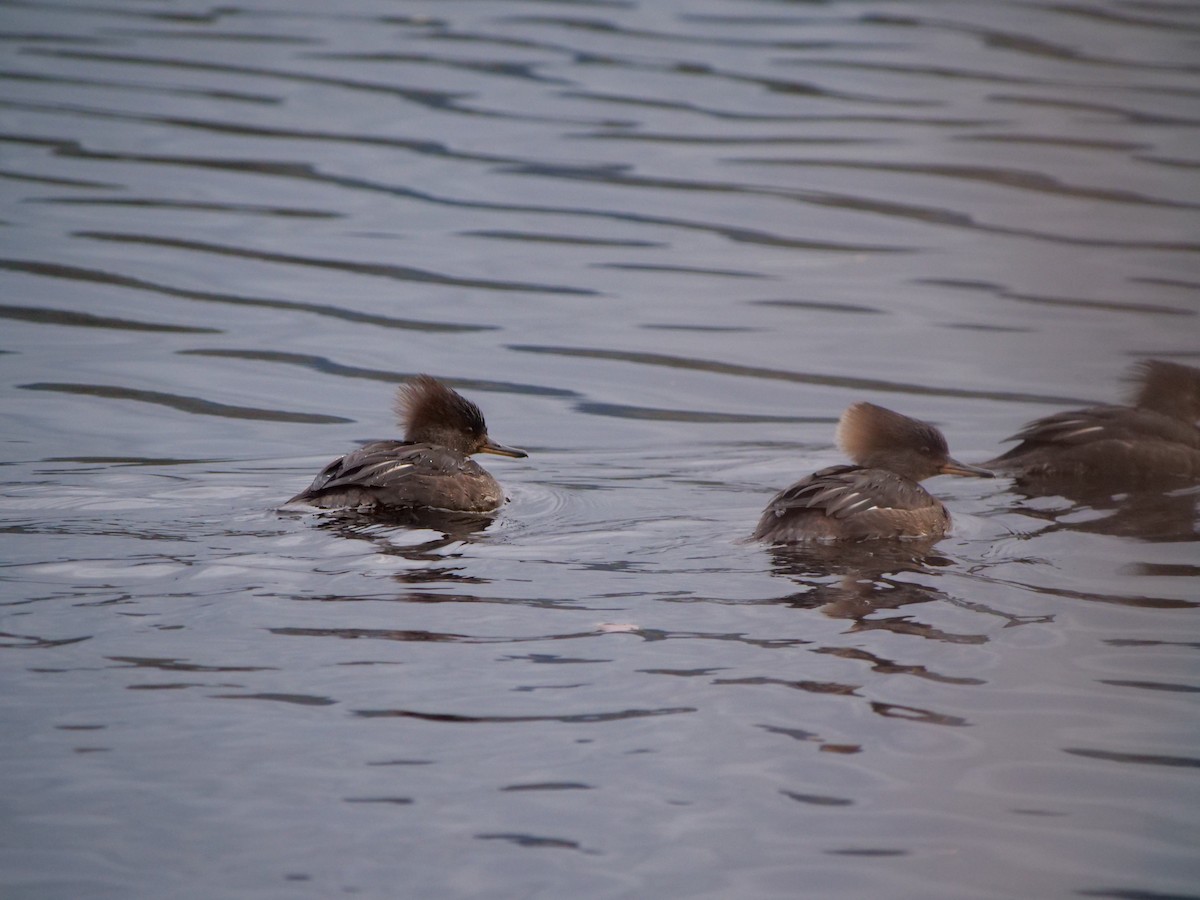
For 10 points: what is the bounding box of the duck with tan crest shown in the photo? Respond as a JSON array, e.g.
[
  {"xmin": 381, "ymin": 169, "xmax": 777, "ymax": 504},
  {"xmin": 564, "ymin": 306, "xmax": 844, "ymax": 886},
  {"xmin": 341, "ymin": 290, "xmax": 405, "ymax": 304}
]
[
  {"xmin": 288, "ymin": 374, "xmax": 527, "ymax": 513},
  {"xmin": 753, "ymin": 402, "xmax": 993, "ymax": 543},
  {"xmin": 986, "ymin": 359, "xmax": 1200, "ymax": 487}
]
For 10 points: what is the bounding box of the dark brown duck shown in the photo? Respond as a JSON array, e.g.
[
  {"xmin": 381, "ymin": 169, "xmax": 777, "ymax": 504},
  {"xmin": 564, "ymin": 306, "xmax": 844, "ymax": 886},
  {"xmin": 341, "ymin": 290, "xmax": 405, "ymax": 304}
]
[
  {"xmin": 986, "ymin": 360, "xmax": 1200, "ymax": 485},
  {"xmin": 753, "ymin": 402, "xmax": 993, "ymax": 543},
  {"xmin": 288, "ymin": 375, "xmax": 526, "ymax": 512}
]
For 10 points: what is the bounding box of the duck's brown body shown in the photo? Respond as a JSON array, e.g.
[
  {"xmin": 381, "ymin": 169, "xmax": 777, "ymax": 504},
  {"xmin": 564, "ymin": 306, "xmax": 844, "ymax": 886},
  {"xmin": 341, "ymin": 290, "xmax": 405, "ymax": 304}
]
[
  {"xmin": 753, "ymin": 402, "xmax": 992, "ymax": 544},
  {"xmin": 292, "ymin": 441, "xmax": 508, "ymax": 512},
  {"xmin": 986, "ymin": 361, "xmax": 1200, "ymax": 485},
  {"xmin": 753, "ymin": 464, "xmax": 953, "ymax": 542},
  {"xmin": 288, "ymin": 375, "xmax": 526, "ymax": 513}
]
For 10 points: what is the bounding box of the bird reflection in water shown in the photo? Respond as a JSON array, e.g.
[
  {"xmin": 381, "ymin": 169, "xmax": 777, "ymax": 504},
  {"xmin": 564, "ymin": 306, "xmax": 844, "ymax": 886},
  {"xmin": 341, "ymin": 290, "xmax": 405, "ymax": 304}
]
[
  {"xmin": 766, "ymin": 540, "xmax": 1047, "ymax": 640},
  {"xmin": 767, "ymin": 539, "xmax": 959, "ymax": 639},
  {"xmin": 1002, "ymin": 479, "xmax": 1198, "ymax": 542},
  {"xmin": 306, "ymin": 506, "xmax": 497, "ymax": 591}
]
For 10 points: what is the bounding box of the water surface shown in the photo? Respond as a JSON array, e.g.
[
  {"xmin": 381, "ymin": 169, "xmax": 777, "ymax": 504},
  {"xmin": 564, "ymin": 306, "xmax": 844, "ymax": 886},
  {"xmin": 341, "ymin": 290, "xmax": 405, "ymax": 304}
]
[{"xmin": 2, "ymin": 1, "xmax": 1198, "ymax": 898}]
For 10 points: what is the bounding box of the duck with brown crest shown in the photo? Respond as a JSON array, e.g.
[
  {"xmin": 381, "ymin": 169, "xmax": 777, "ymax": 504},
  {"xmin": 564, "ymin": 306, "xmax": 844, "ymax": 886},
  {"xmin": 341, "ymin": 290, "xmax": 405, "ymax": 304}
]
[
  {"xmin": 987, "ymin": 360, "xmax": 1200, "ymax": 487},
  {"xmin": 288, "ymin": 375, "xmax": 526, "ymax": 513},
  {"xmin": 753, "ymin": 402, "xmax": 993, "ymax": 543}
]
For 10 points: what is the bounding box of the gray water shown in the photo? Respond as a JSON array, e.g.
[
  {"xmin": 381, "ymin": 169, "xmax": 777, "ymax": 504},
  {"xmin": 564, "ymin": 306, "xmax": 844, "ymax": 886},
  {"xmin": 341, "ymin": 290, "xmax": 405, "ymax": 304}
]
[{"xmin": 2, "ymin": 1, "xmax": 1198, "ymax": 898}]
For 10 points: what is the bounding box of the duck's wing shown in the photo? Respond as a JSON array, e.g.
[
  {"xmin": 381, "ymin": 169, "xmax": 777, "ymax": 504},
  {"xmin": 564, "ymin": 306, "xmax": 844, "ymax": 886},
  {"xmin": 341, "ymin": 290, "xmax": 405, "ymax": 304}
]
[
  {"xmin": 988, "ymin": 406, "xmax": 1200, "ymax": 483},
  {"xmin": 753, "ymin": 465, "xmax": 945, "ymax": 542},
  {"xmin": 766, "ymin": 465, "xmax": 938, "ymax": 518},
  {"xmin": 288, "ymin": 441, "xmax": 499, "ymax": 510},
  {"xmin": 998, "ymin": 406, "xmax": 1200, "ymax": 451},
  {"xmin": 292, "ymin": 440, "xmax": 420, "ymax": 498}
]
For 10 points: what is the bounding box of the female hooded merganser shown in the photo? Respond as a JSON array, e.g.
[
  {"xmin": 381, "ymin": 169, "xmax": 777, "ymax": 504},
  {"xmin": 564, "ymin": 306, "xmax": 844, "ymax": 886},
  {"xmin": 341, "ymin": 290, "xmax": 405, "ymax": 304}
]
[
  {"xmin": 752, "ymin": 402, "xmax": 993, "ymax": 543},
  {"xmin": 986, "ymin": 360, "xmax": 1200, "ymax": 485},
  {"xmin": 288, "ymin": 374, "xmax": 526, "ymax": 512}
]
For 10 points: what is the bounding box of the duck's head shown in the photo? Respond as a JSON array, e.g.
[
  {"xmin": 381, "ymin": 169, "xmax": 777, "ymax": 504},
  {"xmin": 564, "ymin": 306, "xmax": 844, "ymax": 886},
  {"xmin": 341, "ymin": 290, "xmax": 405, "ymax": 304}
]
[
  {"xmin": 1128, "ymin": 359, "xmax": 1200, "ymax": 425},
  {"xmin": 836, "ymin": 401, "xmax": 992, "ymax": 482},
  {"xmin": 396, "ymin": 375, "xmax": 527, "ymax": 458}
]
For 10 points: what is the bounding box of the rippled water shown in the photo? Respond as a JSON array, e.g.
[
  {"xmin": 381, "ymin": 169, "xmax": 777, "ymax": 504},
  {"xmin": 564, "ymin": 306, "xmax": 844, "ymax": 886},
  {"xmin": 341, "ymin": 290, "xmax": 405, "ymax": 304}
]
[{"xmin": 2, "ymin": 1, "xmax": 1199, "ymax": 898}]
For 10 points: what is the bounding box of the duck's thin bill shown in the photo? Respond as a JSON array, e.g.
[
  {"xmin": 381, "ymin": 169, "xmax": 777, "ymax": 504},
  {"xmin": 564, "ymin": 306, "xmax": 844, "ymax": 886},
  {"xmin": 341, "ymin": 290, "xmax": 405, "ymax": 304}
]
[
  {"xmin": 940, "ymin": 457, "xmax": 994, "ymax": 478},
  {"xmin": 481, "ymin": 438, "xmax": 528, "ymax": 458}
]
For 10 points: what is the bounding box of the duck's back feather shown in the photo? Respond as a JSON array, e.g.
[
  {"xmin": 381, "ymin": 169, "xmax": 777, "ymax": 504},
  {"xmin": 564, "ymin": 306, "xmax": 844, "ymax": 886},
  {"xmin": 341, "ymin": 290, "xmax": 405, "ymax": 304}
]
[
  {"xmin": 988, "ymin": 405, "xmax": 1200, "ymax": 482},
  {"xmin": 288, "ymin": 440, "xmax": 505, "ymax": 512},
  {"xmin": 753, "ymin": 464, "xmax": 950, "ymax": 543}
]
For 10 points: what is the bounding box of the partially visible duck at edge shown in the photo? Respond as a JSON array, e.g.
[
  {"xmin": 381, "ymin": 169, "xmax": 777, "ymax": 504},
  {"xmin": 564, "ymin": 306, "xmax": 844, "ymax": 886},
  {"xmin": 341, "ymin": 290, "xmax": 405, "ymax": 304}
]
[
  {"xmin": 287, "ymin": 374, "xmax": 527, "ymax": 513},
  {"xmin": 986, "ymin": 359, "xmax": 1200, "ymax": 486},
  {"xmin": 753, "ymin": 402, "xmax": 994, "ymax": 543}
]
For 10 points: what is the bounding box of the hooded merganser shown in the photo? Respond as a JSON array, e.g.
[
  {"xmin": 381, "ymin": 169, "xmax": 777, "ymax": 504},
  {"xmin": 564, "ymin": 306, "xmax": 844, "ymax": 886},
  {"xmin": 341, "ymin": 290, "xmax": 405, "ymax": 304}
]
[
  {"xmin": 986, "ymin": 360, "xmax": 1200, "ymax": 485},
  {"xmin": 287, "ymin": 374, "xmax": 527, "ymax": 512},
  {"xmin": 752, "ymin": 402, "xmax": 993, "ymax": 543}
]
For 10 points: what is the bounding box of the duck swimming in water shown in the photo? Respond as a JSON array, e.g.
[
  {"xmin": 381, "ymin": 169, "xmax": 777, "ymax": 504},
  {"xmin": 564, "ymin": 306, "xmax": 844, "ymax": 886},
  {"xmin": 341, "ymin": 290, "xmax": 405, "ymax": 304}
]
[
  {"xmin": 288, "ymin": 374, "xmax": 526, "ymax": 512},
  {"xmin": 986, "ymin": 359, "xmax": 1200, "ymax": 486},
  {"xmin": 752, "ymin": 402, "xmax": 993, "ymax": 543}
]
